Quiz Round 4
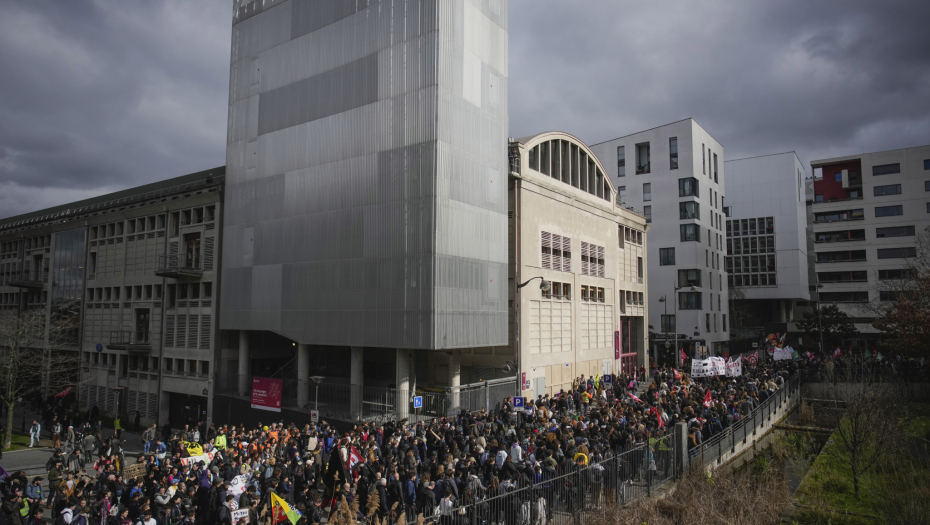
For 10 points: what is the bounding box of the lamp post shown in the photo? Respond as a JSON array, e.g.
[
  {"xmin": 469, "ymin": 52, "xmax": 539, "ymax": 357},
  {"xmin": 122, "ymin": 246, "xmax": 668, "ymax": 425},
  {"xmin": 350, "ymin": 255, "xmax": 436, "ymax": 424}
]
[
  {"xmin": 673, "ymin": 282, "xmax": 699, "ymax": 368},
  {"xmin": 513, "ymin": 277, "xmax": 551, "ymax": 395}
]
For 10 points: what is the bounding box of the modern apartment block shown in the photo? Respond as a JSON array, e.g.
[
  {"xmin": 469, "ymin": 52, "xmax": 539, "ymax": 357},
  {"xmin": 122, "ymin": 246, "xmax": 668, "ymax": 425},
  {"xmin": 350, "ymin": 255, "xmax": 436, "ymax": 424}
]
[
  {"xmin": 723, "ymin": 153, "xmax": 811, "ymax": 351},
  {"xmin": 0, "ymin": 168, "xmax": 224, "ymax": 427},
  {"xmin": 219, "ymin": 0, "xmax": 509, "ymax": 415},
  {"xmin": 810, "ymin": 144, "xmax": 930, "ymax": 347},
  {"xmin": 590, "ymin": 119, "xmax": 729, "ymax": 363}
]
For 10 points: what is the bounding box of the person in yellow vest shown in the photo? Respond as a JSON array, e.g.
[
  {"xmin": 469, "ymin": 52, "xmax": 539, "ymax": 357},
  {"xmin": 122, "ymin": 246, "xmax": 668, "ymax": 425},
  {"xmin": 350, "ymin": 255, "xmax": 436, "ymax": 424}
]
[
  {"xmin": 215, "ymin": 431, "xmax": 227, "ymax": 451},
  {"xmin": 114, "ymin": 417, "xmax": 122, "ymax": 439}
]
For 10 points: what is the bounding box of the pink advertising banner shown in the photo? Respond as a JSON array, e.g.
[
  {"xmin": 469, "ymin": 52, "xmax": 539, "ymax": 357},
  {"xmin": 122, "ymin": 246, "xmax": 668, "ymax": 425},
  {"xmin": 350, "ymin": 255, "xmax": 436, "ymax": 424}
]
[{"xmin": 251, "ymin": 377, "xmax": 282, "ymax": 412}]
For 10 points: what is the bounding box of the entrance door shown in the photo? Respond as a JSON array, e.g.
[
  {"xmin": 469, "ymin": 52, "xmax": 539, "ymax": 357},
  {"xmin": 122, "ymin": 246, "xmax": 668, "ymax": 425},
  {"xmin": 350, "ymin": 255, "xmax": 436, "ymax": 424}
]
[
  {"xmin": 183, "ymin": 233, "xmax": 201, "ymax": 269},
  {"xmin": 167, "ymin": 392, "xmax": 208, "ymax": 429}
]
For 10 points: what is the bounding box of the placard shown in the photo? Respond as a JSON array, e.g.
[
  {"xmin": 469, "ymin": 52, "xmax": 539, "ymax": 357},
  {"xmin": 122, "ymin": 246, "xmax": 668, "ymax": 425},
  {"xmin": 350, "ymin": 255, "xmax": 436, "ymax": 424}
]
[
  {"xmin": 124, "ymin": 462, "xmax": 147, "ymax": 479},
  {"xmin": 251, "ymin": 377, "xmax": 283, "ymax": 412},
  {"xmin": 232, "ymin": 509, "xmax": 250, "ymax": 524}
]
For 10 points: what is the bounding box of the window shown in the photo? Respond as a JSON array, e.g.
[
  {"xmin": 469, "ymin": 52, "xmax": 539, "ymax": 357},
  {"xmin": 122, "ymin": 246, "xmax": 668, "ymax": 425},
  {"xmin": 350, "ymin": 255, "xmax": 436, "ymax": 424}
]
[
  {"xmin": 706, "ymin": 313, "xmax": 711, "ymax": 333},
  {"xmin": 722, "ymin": 314, "xmax": 727, "ymax": 332},
  {"xmin": 874, "ymin": 184, "xmax": 902, "ymax": 196},
  {"xmin": 581, "ymin": 242, "xmax": 605, "ymax": 277},
  {"xmin": 816, "ymin": 230, "xmax": 865, "ymax": 243},
  {"xmin": 817, "ymin": 271, "xmax": 868, "ymax": 283},
  {"xmin": 819, "ymin": 291, "xmax": 869, "ymax": 303},
  {"xmin": 637, "ymin": 257, "xmax": 643, "ymax": 282},
  {"xmin": 643, "ymin": 205, "xmax": 652, "ymax": 223},
  {"xmin": 816, "ymin": 250, "xmax": 866, "ymax": 263},
  {"xmin": 876, "ymin": 226, "xmax": 915, "ymax": 238},
  {"xmin": 679, "ymin": 177, "xmax": 699, "ymax": 197},
  {"xmin": 679, "ymin": 291, "xmax": 702, "ymax": 310},
  {"xmin": 659, "ymin": 248, "xmax": 675, "ymax": 266},
  {"xmin": 880, "ymin": 291, "xmax": 917, "ymax": 302},
  {"xmin": 636, "ymin": 142, "xmax": 650, "ymax": 174},
  {"xmin": 541, "ymin": 232, "xmax": 571, "ymax": 272},
  {"xmin": 581, "ymin": 285, "xmax": 589, "ymax": 301},
  {"xmin": 713, "ymin": 153, "xmax": 718, "ymax": 183},
  {"xmin": 814, "ymin": 209, "xmax": 864, "ymax": 223},
  {"xmin": 617, "ymin": 146, "xmax": 625, "ymax": 177},
  {"xmin": 203, "ymin": 283, "xmax": 212, "ymax": 298},
  {"xmin": 877, "ymin": 247, "xmax": 916, "ymax": 259},
  {"xmin": 680, "ymin": 224, "xmax": 700, "ymax": 242},
  {"xmin": 661, "ymin": 315, "xmax": 676, "ymax": 333},
  {"xmin": 925, "ymin": 181, "xmax": 930, "ymax": 191},
  {"xmin": 834, "ymin": 172, "xmax": 843, "ymax": 182},
  {"xmin": 679, "ymin": 201, "xmax": 700, "ymax": 220},
  {"xmin": 618, "ymin": 186, "xmax": 627, "ymax": 203},
  {"xmin": 815, "ymin": 194, "xmax": 824, "ymax": 202},
  {"xmin": 702, "ymin": 144, "xmax": 706, "ymax": 174},
  {"xmin": 872, "ymin": 163, "xmax": 900, "ymax": 176},
  {"xmin": 543, "ymin": 281, "xmax": 572, "ymax": 300},
  {"xmin": 669, "ymin": 137, "xmax": 678, "ymax": 169},
  {"xmin": 925, "ymin": 159, "xmax": 930, "ymax": 170},
  {"xmin": 875, "ymin": 205, "xmax": 903, "ymax": 217},
  {"xmin": 678, "ymin": 269, "xmax": 702, "ymax": 287},
  {"xmin": 643, "ymin": 183, "xmax": 651, "ymax": 201},
  {"xmin": 878, "ymin": 269, "xmax": 913, "ymax": 280}
]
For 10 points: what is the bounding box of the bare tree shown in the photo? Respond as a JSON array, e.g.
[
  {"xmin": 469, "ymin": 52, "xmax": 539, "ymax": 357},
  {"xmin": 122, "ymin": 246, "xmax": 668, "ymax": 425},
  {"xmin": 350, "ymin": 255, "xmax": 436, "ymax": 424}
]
[
  {"xmin": 822, "ymin": 365, "xmax": 905, "ymax": 501},
  {"xmin": 872, "ymin": 227, "xmax": 930, "ymax": 356},
  {"xmin": 0, "ymin": 311, "xmax": 79, "ymax": 449}
]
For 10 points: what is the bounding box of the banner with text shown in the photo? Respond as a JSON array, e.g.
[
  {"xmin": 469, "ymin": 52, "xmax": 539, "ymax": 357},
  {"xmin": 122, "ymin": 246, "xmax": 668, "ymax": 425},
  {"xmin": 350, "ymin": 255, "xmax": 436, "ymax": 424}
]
[{"xmin": 251, "ymin": 377, "xmax": 283, "ymax": 412}]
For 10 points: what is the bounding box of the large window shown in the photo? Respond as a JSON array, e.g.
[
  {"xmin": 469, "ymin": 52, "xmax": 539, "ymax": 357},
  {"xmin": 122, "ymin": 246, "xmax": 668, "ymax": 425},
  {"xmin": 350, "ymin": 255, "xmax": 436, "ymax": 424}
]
[
  {"xmin": 618, "ymin": 186, "xmax": 627, "ymax": 202},
  {"xmin": 679, "ymin": 201, "xmax": 700, "ymax": 220},
  {"xmin": 872, "ymin": 163, "xmax": 900, "ymax": 176},
  {"xmin": 678, "ymin": 177, "xmax": 699, "ymax": 197},
  {"xmin": 678, "ymin": 291, "xmax": 702, "ymax": 310},
  {"xmin": 876, "ymin": 226, "xmax": 915, "ymax": 238},
  {"xmin": 713, "ymin": 153, "xmax": 718, "ymax": 183},
  {"xmin": 702, "ymin": 144, "xmax": 706, "ymax": 174},
  {"xmin": 817, "ymin": 271, "xmax": 868, "ymax": 283},
  {"xmin": 814, "ymin": 209, "xmax": 864, "ymax": 223},
  {"xmin": 643, "ymin": 183, "xmax": 651, "ymax": 201},
  {"xmin": 661, "ymin": 315, "xmax": 676, "ymax": 333},
  {"xmin": 643, "ymin": 205, "xmax": 652, "ymax": 223},
  {"xmin": 617, "ymin": 146, "xmax": 625, "ymax": 177},
  {"xmin": 581, "ymin": 242, "xmax": 605, "ymax": 277},
  {"xmin": 815, "ymin": 229, "xmax": 865, "ymax": 243},
  {"xmin": 680, "ymin": 224, "xmax": 701, "ymax": 242},
  {"xmin": 816, "ymin": 250, "xmax": 866, "ymax": 263},
  {"xmin": 877, "ymin": 247, "xmax": 916, "ymax": 259},
  {"xmin": 51, "ymin": 228, "xmax": 87, "ymax": 346},
  {"xmin": 819, "ymin": 291, "xmax": 869, "ymax": 303},
  {"xmin": 874, "ymin": 184, "xmax": 902, "ymax": 196},
  {"xmin": 541, "ymin": 232, "xmax": 572, "ymax": 271},
  {"xmin": 678, "ymin": 269, "xmax": 702, "ymax": 287},
  {"xmin": 669, "ymin": 137, "xmax": 678, "ymax": 169},
  {"xmin": 636, "ymin": 142, "xmax": 650, "ymax": 174},
  {"xmin": 878, "ymin": 269, "xmax": 913, "ymax": 280},
  {"xmin": 875, "ymin": 205, "xmax": 903, "ymax": 217},
  {"xmin": 659, "ymin": 247, "xmax": 676, "ymax": 266}
]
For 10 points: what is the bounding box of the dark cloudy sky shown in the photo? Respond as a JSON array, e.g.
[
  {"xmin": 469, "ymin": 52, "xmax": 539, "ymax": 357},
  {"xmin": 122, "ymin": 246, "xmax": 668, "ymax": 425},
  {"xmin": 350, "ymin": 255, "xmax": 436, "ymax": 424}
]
[{"xmin": 2, "ymin": 0, "xmax": 929, "ymax": 219}]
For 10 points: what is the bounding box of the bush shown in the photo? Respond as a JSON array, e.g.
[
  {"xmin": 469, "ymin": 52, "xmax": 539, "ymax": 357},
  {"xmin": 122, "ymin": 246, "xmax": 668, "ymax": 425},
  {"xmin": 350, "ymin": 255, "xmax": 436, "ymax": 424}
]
[
  {"xmin": 820, "ymin": 474, "xmax": 851, "ymax": 495},
  {"xmin": 794, "ymin": 508, "xmax": 874, "ymax": 525}
]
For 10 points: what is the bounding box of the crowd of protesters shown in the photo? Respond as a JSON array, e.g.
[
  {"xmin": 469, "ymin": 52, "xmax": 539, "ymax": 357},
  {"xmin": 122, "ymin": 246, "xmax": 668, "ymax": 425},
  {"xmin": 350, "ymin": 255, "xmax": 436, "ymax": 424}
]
[{"xmin": 0, "ymin": 359, "xmax": 800, "ymax": 525}]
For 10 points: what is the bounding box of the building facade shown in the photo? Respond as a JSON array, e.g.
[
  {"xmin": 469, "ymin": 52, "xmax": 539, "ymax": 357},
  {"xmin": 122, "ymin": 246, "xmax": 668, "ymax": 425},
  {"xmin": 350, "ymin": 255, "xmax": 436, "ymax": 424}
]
[
  {"xmin": 0, "ymin": 168, "xmax": 224, "ymax": 427},
  {"xmin": 590, "ymin": 119, "xmax": 729, "ymax": 363},
  {"xmin": 723, "ymin": 152, "xmax": 811, "ymax": 351},
  {"xmin": 810, "ymin": 144, "xmax": 930, "ymax": 347}
]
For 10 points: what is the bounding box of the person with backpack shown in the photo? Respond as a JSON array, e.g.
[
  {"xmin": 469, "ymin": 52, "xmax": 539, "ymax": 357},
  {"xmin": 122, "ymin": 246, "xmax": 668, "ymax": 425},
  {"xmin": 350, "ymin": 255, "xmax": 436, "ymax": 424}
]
[{"xmin": 59, "ymin": 500, "xmax": 79, "ymax": 525}]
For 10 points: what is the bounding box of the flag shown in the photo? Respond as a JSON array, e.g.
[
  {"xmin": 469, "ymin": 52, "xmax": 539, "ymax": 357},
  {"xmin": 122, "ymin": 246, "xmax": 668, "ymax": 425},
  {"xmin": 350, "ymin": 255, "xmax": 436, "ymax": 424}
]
[
  {"xmin": 680, "ymin": 348, "xmax": 688, "ymax": 363},
  {"xmin": 650, "ymin": 406, "xmax": 664, "ymax": 428},
  {"xmin": 703, "ymin": 389, "xmax": 713, "ymax": 408},
  {"xmin": 833, "ymin": 348, "xmax": 842, "ymax": 358},
  {"xmin": 628, "ymin": 392, "xmax": 642, "ymax": 404},
  {"xmin": 55, "ymin": 387, "xmax": 72, "ymax": 399},
  {"xmin": 347, "ymin": 445, "xmax": 363, "ymax": 472},
  {"xmin": 723, "ymin": 349, "xmax": 729, "ymax": 360},
  {"xmin": 870, "ymin": 347, "xmax": 877, "ymax": 357},
  {"xmin": 672, "ymin": 369, "xmax": 682, "ymax": 380},
  {"xmin": 271, "ymin": 492, "xmax": 301, "ymax": 525},
  {"xmin": 804, "ymin": 351, "xmax": 814, "ymax": 360}
]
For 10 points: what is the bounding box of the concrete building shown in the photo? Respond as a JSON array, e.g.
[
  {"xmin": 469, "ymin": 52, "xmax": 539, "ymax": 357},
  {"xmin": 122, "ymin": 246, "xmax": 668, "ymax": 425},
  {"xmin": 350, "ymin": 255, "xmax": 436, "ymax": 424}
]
[
  {"xmin": 810, "ymin": 144, "xmax": 930, "ymax": 347},
  {"xmin": 501, "ymin": 132, "xmax": 649, "ymax": 393},
  {"xmin": 0, "ymin": 168, "xmax": 225, "ymax": 427},
  {"xmin": 723, "ymin": 152, "xmax": 811, "ymax": 352},
  {"xmin": 590, "ymin": 119, "xmax": 729, "ymax": 363},
  {"xmin": 218, "ymin": 0, "xmax": 509, "ymax": 417}
]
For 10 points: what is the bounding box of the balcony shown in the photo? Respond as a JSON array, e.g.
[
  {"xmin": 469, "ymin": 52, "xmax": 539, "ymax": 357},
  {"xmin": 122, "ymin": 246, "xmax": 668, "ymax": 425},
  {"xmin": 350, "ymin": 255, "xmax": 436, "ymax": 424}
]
[
  {"xmin": 7, "ymin": 270, "xmax": 44, "ymax": 289},
  {"xmin": 107, "ymin": 330, "xmax": 152, "ymax": 353},
  {"xmin": 155, "ymin": 255, "xmax": 202, "ymax": 279}
]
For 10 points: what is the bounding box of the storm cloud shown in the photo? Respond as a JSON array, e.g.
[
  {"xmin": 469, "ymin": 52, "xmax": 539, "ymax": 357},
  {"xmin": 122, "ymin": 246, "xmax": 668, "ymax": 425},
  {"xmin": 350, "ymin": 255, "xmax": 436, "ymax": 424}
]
[{"xmin": 2, "ymin": 0, "xmax": 929, "ymax": 219}]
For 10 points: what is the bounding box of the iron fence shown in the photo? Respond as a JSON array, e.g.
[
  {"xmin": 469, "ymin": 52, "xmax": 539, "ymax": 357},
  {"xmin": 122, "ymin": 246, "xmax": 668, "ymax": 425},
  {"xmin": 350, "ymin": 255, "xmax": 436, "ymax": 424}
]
[
  {"xmin": 688, "ymin": 374, "xmax": 800, "ymax": 468},
  {"xmin": 429, "ymin": 433, "xmax": 680, "ymax": 525}
]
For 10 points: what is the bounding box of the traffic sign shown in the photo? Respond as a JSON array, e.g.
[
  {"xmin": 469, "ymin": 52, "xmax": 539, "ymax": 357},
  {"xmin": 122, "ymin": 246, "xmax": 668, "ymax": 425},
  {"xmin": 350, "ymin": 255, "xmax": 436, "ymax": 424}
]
[
  {"xmin": 310, "ymin": 409, "xmax": 319, "ymax": 423},
  {"xmin": 96, "ymin": 343, "xmax": 103, "ymax": 352},
  {"xmin": 513, "ymin": 396, "xmax": 525, "ymax": 412},
  {"xmin": 602, "ymin": 374, "xmax": 613, "ymax": 384},
  {"xmin": 413, "ymin": 396, "xmax": 423, "ymax": 409}
]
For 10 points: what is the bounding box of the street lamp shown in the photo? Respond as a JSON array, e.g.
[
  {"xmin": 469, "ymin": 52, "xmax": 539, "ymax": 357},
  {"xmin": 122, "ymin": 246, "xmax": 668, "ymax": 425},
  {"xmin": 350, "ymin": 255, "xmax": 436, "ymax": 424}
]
[
  {"xmin": 514, "ymin": 277, "xmax": 551, "ymax": 395},
  {"xmin": 309, "ymin": 376, "xmax": 324, "ymax": 419},
  {"xmin": 672, "ymin": 282, "xmax": 699, "ymax": 368}
]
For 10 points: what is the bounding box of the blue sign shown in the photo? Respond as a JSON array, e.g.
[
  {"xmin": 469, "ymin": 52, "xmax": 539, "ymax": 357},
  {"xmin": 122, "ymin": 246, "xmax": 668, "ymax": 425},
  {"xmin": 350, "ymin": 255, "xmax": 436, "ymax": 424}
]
[
  {"xmin": 513, "ymin": 396, "xmax": 524, "ymax": 408},
  {"xmin": 95, "ymin": 343, "xmax": 103, "ymax": 352},
  {"xmin": 602, "ymin": 374, "xmax": 613, "ymax": 384},
  {"xmin": 413, "ymin": 396, "xmax": 423, "ymax": 409}
]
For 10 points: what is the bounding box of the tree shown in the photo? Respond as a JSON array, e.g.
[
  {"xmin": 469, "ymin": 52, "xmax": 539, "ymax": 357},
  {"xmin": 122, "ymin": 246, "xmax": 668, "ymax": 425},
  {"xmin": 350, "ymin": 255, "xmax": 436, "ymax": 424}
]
[
  {"xmin": 872, "ymin": 228, "xmax": 930, "ymax": 356},
  {"xmin": 796, "ymin": 304, "xmax": 858, "ymax": 355},
  {"xmin": 0, "ymin": 311, "xmax": 79, "ymax": 449},
  {"xmin": 822, "ymin": 365, "xmax": 906, "ymax": 501}
]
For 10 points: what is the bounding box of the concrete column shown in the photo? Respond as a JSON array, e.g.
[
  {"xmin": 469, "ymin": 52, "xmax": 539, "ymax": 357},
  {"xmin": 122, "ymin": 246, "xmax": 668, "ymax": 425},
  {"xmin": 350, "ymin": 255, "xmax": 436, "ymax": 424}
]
[
  {"xmin": 350, "ymin": 347, "xmax": 364, "ymax": 420},
  {"xmin": 448, "ymin": 350, "xmax": 461, "ymax": 411},
  {"xmin": 676, "ymin": 422, "xmax": 689, "ymax": 478},
  {"xmin": 395, "ymin": 349, "xmax": 410, "ymax": 420},
  {"xmin": 238, "ymin": 331, "xmax": 250, "ymax": 397},
  {"xmin": 297, "ymin": 343, "xmax": 311, "ymax": 408}
]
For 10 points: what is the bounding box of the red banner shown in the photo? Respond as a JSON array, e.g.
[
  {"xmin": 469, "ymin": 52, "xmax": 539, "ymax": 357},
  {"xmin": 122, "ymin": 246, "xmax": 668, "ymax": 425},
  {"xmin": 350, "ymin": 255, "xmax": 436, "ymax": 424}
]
[{"xmin": 251, "ymin": 377, "xmax": 283, "ymax": 412}]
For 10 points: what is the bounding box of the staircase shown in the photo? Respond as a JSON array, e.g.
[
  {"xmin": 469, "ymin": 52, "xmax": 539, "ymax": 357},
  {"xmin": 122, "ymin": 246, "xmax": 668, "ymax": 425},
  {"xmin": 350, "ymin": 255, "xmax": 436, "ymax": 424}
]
[{"xmin": 636, "ymin": 377, "xmax": 654, "ymax": 397}]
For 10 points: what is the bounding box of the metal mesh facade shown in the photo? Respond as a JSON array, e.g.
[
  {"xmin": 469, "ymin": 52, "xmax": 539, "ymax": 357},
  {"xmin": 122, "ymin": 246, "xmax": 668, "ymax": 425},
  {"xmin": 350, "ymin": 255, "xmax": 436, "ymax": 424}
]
[{"xmin": 222, "ymin": 0, "xmax": 509, "ymax": 349}]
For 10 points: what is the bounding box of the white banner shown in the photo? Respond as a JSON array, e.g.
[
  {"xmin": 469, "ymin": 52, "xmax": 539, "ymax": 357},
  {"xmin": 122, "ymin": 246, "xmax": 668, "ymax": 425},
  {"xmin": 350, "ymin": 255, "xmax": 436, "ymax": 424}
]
[
  {"xmin": 691, "ymin": 358, "xmax": 714, "ymax": 378},
  {"xmin": 726, "ymin": 357, "xmax": 742, "ymax": 377},
  {"xmin": 709, "ymin": 356, "xmax": 727, "ymax": 376},
  {"xmin": 228, "ymin": 473, "xmax": 252, "ymax": 498},
  {"xmin": 773, "ymin": 346, "xmax": 793, "ymax": 361},
  {"xmin": 179, "ymin": 451, "xmax": 217, "ymax": 466}
]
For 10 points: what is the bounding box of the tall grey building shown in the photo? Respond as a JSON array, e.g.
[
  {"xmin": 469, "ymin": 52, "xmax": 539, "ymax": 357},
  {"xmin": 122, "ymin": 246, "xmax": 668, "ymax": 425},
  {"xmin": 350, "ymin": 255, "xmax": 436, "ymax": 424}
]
[{"xmin": 219, "ymin": 0, "xmax": 509, "ymax": 415}]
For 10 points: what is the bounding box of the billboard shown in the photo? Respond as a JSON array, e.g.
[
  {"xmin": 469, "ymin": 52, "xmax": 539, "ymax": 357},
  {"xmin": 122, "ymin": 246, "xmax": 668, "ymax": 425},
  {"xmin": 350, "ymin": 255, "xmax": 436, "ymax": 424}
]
[{"xmin": 251, "ymin": 377, "xmax": 282, "ymax": 412}]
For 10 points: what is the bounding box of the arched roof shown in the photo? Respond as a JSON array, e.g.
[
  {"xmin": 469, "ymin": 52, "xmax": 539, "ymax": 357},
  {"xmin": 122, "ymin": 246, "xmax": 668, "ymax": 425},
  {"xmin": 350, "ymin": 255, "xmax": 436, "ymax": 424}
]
[{"xmin": 515, "ymin": 131, "xmax": 617, "ymax": 201}]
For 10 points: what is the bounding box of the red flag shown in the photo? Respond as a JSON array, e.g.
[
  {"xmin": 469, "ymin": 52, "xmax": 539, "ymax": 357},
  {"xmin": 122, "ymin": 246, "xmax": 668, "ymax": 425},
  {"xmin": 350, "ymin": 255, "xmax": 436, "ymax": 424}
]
[
  {"xmin": 651, "ymin": 406, "xmax": 664, "ymax": 428},
  {"xmin": 347, "ymin": 445, "xmax": 363, "ymax": 472},
  {"xmin": 680, "ymin": 348, "xmax": 688, "ymax": 363},
  {"xmin": 672, "ymin": 369, "xmax": 682, "ymax": 380},
  {"xmin": 870, "ymin": 347, "xmax": 877, "ymax": 357},
  {"xmin": 833, "ymin": 348, "xmax": 842, "ymax": 358},
  {"xmin": 723, "ymin": 349, "xmax": 729, "ymax": 360},
  {"xmin": 703, "ymin": 389, "xmax": 713, "ymax": 408},
  {"xmin": 628, "ymin": 392, "xmax": 643, "ymax": 404}
]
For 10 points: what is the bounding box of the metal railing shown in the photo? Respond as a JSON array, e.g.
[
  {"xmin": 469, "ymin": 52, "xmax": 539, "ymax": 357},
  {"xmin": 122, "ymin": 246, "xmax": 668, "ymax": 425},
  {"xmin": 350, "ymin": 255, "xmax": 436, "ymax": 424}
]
[
  {"xmin": 688, "ymin": 374, "xmax": 800, "ymax": 468},
  {"xmin": 156, "ymin": 254, "xmax": 202, "ymax": 273}
]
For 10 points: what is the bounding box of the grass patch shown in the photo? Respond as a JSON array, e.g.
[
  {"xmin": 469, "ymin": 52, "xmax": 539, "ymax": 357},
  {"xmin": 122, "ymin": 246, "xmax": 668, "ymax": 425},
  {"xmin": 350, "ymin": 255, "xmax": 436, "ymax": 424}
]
[{"xmin": 3, "ymin": 432, "xmax": 37, "ymax": 452}]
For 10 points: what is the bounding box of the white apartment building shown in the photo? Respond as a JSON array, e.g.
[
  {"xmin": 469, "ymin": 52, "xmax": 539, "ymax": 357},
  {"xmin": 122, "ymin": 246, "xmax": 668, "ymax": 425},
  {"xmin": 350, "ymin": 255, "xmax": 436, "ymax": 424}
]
[
  {"xmin": 810, "ymin": 144, "xmax": 930, "ymax": 347},
  {"xmin": 591, "ymin": 119, "xmax": 729, "ymax": 363},
  {"xmin": 724, "ymin": 153, "xmax": 811, "ymax": 352}
]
